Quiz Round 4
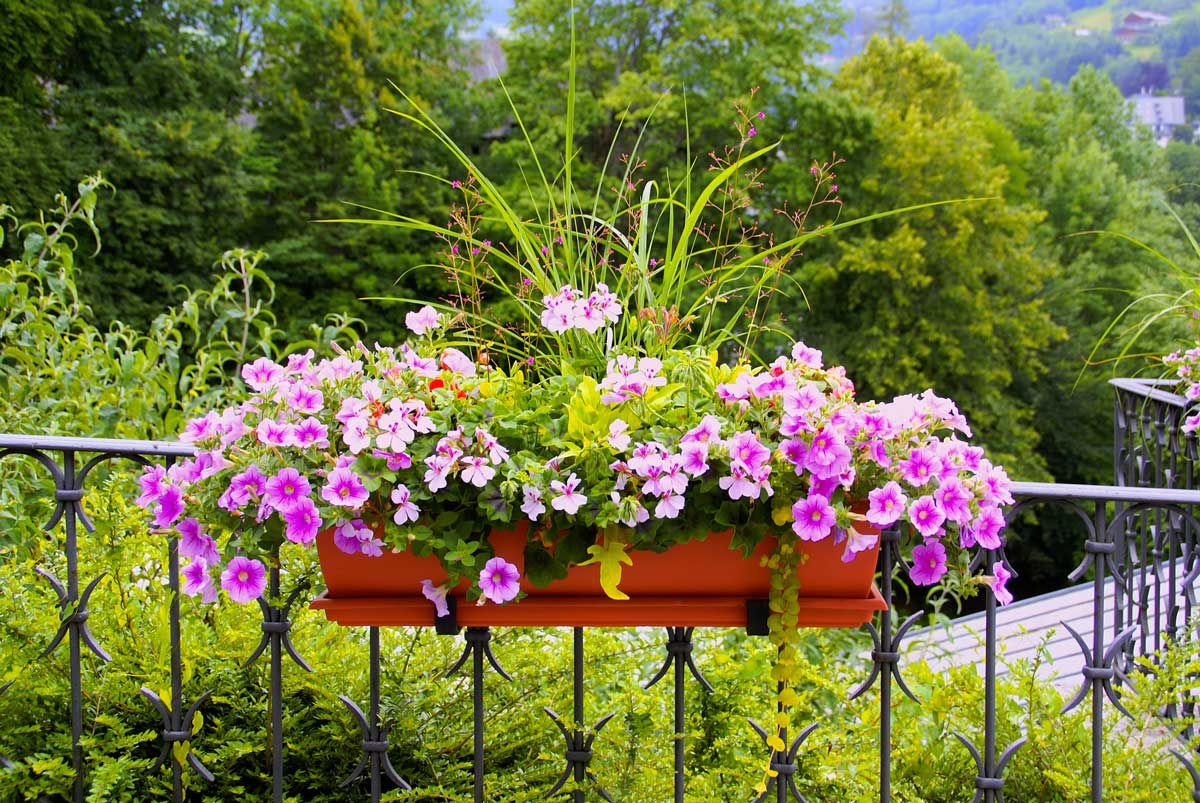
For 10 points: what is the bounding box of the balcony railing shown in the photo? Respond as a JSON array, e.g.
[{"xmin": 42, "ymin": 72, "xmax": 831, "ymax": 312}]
[{"xmin": 1, "ymin": 425, "xmax": 1199, "ymax": 803}]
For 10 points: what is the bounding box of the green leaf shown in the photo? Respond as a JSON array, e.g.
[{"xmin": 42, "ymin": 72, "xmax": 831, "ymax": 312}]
[
  {"xmin": 579, "ymin": 535, "xmax": 633, "ymax": 601},
  {"xmin": 523, "ymin": 541, "xmax": 567, "ymax": 586}
]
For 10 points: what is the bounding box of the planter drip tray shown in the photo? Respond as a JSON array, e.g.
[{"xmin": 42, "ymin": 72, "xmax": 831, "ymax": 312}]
[
  {"xmin": 310, "ymin": 524, "xmax": 888, "ymax": 631},
  {"xmin": 310, "ymin": 585, "xmax": 886, "ymax": 629}
]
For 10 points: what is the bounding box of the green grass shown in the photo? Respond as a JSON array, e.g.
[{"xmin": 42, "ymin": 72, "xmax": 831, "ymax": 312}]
[
  {"xmin": 1129, "ymin": 43, "xmax": 1162, "ymax": 60},
  {"xmin": 1074, "ymin": 6, "xmax": 1114, "ymax": 30}
]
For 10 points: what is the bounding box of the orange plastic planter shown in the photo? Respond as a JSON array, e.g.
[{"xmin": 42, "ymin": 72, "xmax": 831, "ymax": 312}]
[{"xmin": 310, "ymin": 521, "xmax": 886, "ymax": 629}]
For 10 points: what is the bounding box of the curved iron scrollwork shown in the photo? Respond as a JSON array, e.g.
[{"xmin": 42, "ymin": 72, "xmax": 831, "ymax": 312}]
[
  {"xmin": 338, "ymin": 627, "xmax": 410, "ymax": 800},
  {"xmin": 545, "ymin": 627, "xmax": 614, "ymax": 802}
]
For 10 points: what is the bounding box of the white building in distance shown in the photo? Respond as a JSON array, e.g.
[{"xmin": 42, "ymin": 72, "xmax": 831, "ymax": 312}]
[{"xmin": 1127, "ymin": 90, "xmax": 1186, "ymax": 146}]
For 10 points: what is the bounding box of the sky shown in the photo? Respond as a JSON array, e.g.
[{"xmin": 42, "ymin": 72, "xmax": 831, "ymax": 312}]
[{"xmin": 481, "ymin": 0, "xmax": 513, "ymax": 32}]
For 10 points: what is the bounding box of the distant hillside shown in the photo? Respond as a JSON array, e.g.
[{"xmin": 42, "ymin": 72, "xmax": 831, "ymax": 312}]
[
  {"xmin": 842, "ymin": 1, "xmax": 1200, "ymax": 98},
  {"xmin": 479, "ymin": 1, "xmax": 1200, "ymax": 116}
]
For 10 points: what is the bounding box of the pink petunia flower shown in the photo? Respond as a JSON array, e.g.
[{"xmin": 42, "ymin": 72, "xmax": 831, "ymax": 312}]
[
  {"xmin": 321, "ymin": 468, "xmax": 369, "ymax": 509},
  {"xmin": 282, "ymin": 497, "xmax": 322, "ymax": 545},
  {"xmin": 220, "ymin": 556, "xmax": 267, "ymax": 604},
  {"xmin": 478, "ymin": 557, "xmax": 521, "ymax": 604},
  {"xmin": 791, "ymin": 495, "xmax": 836, "ymax": 541},
  {"xmin": 264, "ymin": 468, "xmax": 311, "ymax": 512},
  {"xmin": 908, "ymin": 495, "xmax": 946, "ymax": 538},
  {"xmin": 866, "ymin": 482, "xmax": 907, "ymax": 528}
]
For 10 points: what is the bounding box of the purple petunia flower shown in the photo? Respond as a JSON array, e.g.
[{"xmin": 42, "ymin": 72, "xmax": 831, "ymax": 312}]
[
  {"xmin": 321, "ymin": 468, "xmax": 369, "ymax": 509},
  {"xmin": 282, "ymin": 497, "xmax": 322, "ymax": 545},
  {"xmin": 220, "ymin": 556, "xmax": 267, "ymax": 604},
  {"xmin": 990, "ymin": 561, "xmax": 1013, "ymax": 605},
  {"xmin": 256, "ymin": 418, "xmax": 292, "ymax": 447},
  {"xmin": 805, "ymin": 429, "xmax": 852, "ymax": 479},
  {"xmin": 264, "ymin": 468, "xmax": 311, "ymax": 512},
  {"xmin": 791, "ymin": 495, "xmax": 836, "ymax": 541},
  {"xmin": 478, "ymin": 557, "xmax": 521, "ymax": 604},
  {"xmin": 421, "ymin": 579, "xmax": 450, "ymax": 617},
  {"xmin": 153, "ymin": 484, "xmax": 185, "ymax": 528},
  {"xmin": 293, "ymin": 417, "xmax": 330, "ymax": 449},
  {"xmin": 177, "ymin": 518, "xmax": 220, "ymax": 565},
  {"xmin": 909, "ymin": 541, "xmax": 947, "ymax": 586},
  {"xmin": 333, "ymin": 519, "xmax": 372, "ymax": 555},
  {"xmin": 963, "ymin": 506, "xmax": 1005, "ymax": 550},
  {"xmin": 790, "ymin": 341, "xmax": 823, "ymax": 368},
  {"xmin": 285, "ymin": 382, "xmax": 324, "ymax": 414},
  {"xmin": 934, "ymin": 478, "xmax": 973, "ymax": 524},
  {"xmin": 682, "ymin": 415, "xmax": 723, "ymax": 446},
  {"xmin": 181, "ymin": 559, "xmax": 218, "ymax": 603},
  {"xmin": 137, "ymin": 465, "xmax": 168, "ymax": 507},
  {"xmin": 840, "ymin": 524, "xmax": 879, "ymax": 563},
  {"xmin": 440, "ymin": 347, "xmax": 476, "ymax": 376}
]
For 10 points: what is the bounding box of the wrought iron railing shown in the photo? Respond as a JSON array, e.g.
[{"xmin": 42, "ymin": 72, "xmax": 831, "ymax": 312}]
[
  {"xmin": 1113, "ymin": 379, "xmax": 1200, "ymax": 656},
  {"xmin": 1, "ymin": 431, "xmax": 1199, "ymax": 803}
]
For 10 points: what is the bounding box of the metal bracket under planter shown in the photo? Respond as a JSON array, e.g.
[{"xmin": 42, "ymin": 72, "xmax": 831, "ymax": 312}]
[
  {"xmin": 434, "ymin": 596, "xmax": 459, "ymax": 635},
  {"xmin": 746, "ymin": 599, "xmax": 771, "ymax": 636},
  {"xmin": 309, "ymin": 584, "xmax": 886, "ymax": 629}
]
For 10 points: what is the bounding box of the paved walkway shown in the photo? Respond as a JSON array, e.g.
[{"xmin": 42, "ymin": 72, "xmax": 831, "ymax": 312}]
[{"xmin": 907, "ymin": 561, "xmax": 1194, "ymax": 690}]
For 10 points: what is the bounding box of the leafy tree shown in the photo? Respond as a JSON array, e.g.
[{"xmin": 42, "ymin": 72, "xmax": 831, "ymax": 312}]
[
  {"xmin": 1175, "ymin": 46, "xmax": 1200, "ymax": 113},
  {"xmin": 496, "ymin": 0, "xmax": 845, "ymax": 183},
  {"xmin": 0, "ymin": 0, "xmax": 481, "ymax": 340},
  {"xmin": 807, "ymin": 38, "xmax": 1061, "ymax": 478}
]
